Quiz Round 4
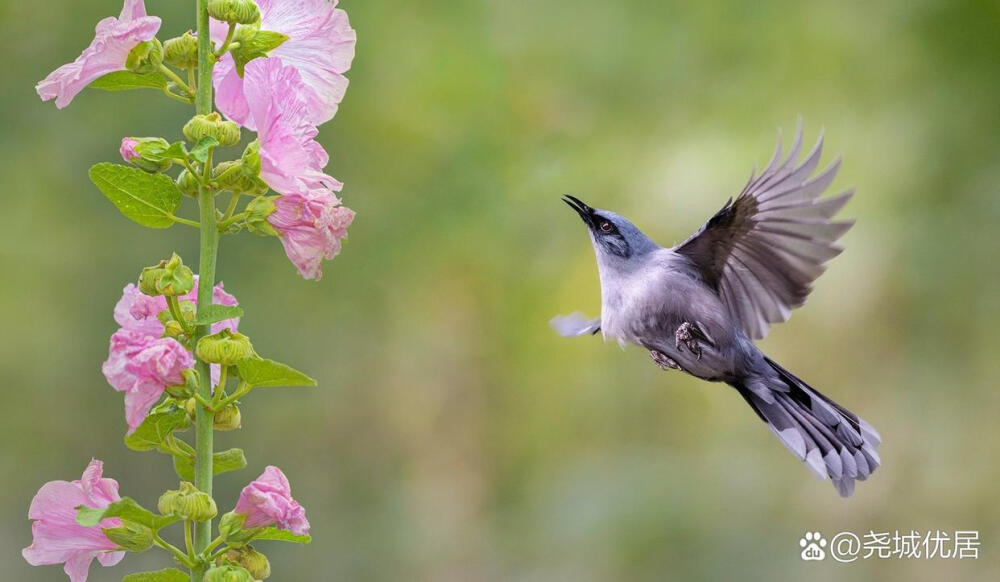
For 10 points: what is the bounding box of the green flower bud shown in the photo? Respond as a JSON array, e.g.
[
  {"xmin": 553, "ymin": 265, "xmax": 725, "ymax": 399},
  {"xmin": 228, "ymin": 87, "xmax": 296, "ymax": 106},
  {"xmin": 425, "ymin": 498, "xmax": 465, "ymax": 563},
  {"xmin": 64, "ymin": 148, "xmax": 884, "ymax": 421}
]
[
  {"xmin": 103, "ymin": 521, "xmax": 154, "ymax": 552},
  {"xmin": 165, "ymin": 368, "xmax": 198, "ymax": 399},
  {"xmin": 125, "ymin": 38, "xmax": 163, "ymax": 74},
  {"xmin": 158, "ymin": 482, "xmax": 217, "ymax": 522},
  {"xmin": 176, "ymin": 168, "xmax": 200, "ymax": 197},
  {"xmin": 214, "ymin": 404, "xmax": 242, "ymax": 431},
  {"xmin": 204, "ymin": 564, "xmax": 253, "ymax": 582},
  {"xmin": 124, "ymin": 137, "xmax": 174, "ymax": 173},
  {"xmin": 241, "ymin": 140, "xmax": 261, "ymax": 175},
  {"xmin": 218, "ymin": 511, "xmax": 259, "ymax": 547},
  {"xmin": 183, "ymin": 112, "xmax": 241, "ymax": 147},
  {"xmin": 208, "ymin": 0, "xmax": 261, "ymax": 25},
  {"xmin": 139, "ymin": 253, "xmax": 194, "ymax": 297},
  {"xmin": 196, "ymin": 330, "xmax": 254, "ymax": 366},
  {"xmin": 163, "ymin": 319, "xmax": 185, "ymax": 340},
  {"xmin": 163, "ymin": 31, "xmax": 199, "ymax": 69},
  {"xmin": 212, "ymin": 160, "xmax": 266, "ymax": 195},
  {"xmin": 184, "ymin": 397, "xmax": 198, "ymax": 421},
  {"xmin": 245, "ymin": 196, "xmax": 278, "ymax": 236},
  {"xmin": 222, "ymin": 546, "xmax": 270, "ymax": 580}
]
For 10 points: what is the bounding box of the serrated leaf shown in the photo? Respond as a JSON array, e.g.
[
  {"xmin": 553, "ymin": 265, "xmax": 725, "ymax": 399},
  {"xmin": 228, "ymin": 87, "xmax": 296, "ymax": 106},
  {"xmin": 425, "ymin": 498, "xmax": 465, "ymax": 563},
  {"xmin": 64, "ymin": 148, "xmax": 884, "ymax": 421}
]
[
  {"xmin": 236, "ymin": 357, "xmax": 316, "ymax": 388},
  {"xmin": 189, "ymin": 137, "xmax": 219, "ymax": 163},
  {"xmin": 122, "ymin": 568, "xmax": 189, "ymax": 582},
  {"xmin": 90, "ymin": 70, "xmax": 168, "ymax": 91},
  {"xmin": 173, "ymin": 448, "xmax": 247, "ymax": 481},
  {"xmin": 76, "ymin": 497, "xmax": 179, "ymax": 531},
  {"xmin": 193, "ymin": 304, "xmax": 244, "ymax": 326},
  {"xmin": 89, "ymin": 163, "xmax": 181, "ymax": 228},
  {"xmin": 125, "ymin": 407, "xmax": 189, "ymax": 451},
  {"xmin": 254, "ymin": 526, "xmax": 311, "ymax": 544}
]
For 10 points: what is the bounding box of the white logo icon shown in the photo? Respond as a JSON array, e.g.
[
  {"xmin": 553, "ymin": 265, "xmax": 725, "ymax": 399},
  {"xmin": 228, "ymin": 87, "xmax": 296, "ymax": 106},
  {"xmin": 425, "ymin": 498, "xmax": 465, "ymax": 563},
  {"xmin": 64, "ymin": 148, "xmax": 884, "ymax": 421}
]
[{"xmin": 800, "ymin": 531, "xmax": 827, "ymax": 561}]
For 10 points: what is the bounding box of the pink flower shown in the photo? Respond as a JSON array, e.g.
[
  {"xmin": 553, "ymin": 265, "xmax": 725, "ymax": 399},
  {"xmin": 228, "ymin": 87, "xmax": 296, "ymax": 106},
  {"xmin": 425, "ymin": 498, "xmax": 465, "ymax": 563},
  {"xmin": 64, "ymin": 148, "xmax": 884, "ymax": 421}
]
[
  {"xmin": 102, "ymin": 330, "xmax": 194, "ymax": 432},
  {"xmin": 268, "ymin": 189, "xmax": 354, "ymax": 280},
  {"xmin": 242, "ymin": 58, "xmax": 341, "ymax": 196},
  {"xmin": 212, "ymin": 0, "xmax": 356, "ymax": 129},
  {"xmin": 22, "ymin": 460, "xmax": 125, "ymax": 582},
  {"xmin": 119, "ymin": 138, "xmax": 139, "ymax": 162},
  {"xmin": 36, "ymin": 0, "xmax": 161, "ymax": 108},
  {"xmin": 234, "ymin": 466, "xmax": 310, "ymax": 535}
]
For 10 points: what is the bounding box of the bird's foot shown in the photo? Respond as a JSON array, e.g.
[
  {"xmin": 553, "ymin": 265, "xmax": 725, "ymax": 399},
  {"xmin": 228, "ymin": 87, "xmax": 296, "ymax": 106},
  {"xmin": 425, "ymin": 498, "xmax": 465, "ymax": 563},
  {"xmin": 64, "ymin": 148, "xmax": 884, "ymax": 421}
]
[
  {"xmin": 650, "ymin": 350, "xmax": 682, "ymax": 371},
  {"xmin": 675, "ymin": 321, "xmax": 706, "ymax": 360}
]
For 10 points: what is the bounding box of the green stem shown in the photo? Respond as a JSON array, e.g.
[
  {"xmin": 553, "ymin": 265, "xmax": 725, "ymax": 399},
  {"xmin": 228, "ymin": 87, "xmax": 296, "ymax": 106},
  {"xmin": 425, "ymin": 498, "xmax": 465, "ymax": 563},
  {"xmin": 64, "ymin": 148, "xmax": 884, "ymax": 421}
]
[
  {"xmin": 171, "ymin": 215, "xmax": 202, "ymax": 229},
  {"xmin": 212, "ymin": 366, "xmax": 228, "ymax": 407},
  {"xmin": 222, "ymin": 191, "xmax": 241, "ymax": 222},
  {"xmin": 159, "ymin": 64, "xmax": 194, "ymax": 96},
  {"xmin": 202, "ymin": 535, "xmax": 226, "ymax": 558},
  {"xmin": 192, "ymin": 2, "xmax": 217, "ymax": 580},
  {"xmin": 214, "ymin": 23, "xmax": 238, "ymax": 57},
  {"xmin": 217, "ymin": 211, "xmax": 249, "ymax": 231},
  {"xmin": 184, "ymin": 520, "xmax": 196, "ymax": 561},
  {"xmin": 162, "ymin": 87, "xmax": 194, "ymax": 104},
  {"xmin": 154, "ymin": 533, "xmax": 195, "ymax": 569},
  {"xmin": 214, "ymin": 381, "xmax": 251, "ymax": 409}
]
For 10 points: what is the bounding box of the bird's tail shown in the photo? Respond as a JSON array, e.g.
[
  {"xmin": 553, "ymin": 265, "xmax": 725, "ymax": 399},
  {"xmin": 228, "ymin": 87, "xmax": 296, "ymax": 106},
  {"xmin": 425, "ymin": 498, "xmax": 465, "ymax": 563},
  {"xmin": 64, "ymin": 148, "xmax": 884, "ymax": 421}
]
[{"xmin": 732, "ymin": 357, "xmax": 881, "ymax": 497}]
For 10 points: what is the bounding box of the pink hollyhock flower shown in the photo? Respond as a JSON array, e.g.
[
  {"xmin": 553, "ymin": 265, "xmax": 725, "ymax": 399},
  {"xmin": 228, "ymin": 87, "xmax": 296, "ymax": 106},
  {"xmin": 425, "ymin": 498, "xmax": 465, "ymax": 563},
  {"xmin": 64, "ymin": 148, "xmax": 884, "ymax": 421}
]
[
  {"xmin": 102, "ymin": 330, "xmax": 194, "ymax": 432},
  {"xmin": 119, "ymin": 138, "xmax": 139, "ymax": 162},
  {"xmin": 114, "ymin": 279, "xmax": 240, "ymax": 337},
  {"xmin": 242, "ymin": 58, "xmax": 341, "ymax": 196},
  {"xmin": 22, "ymin": 460, "xmax": 125, "ymax": 582},
  {"xmin": 234, "ymin": 466, "xmax": 310, "ymax": 535},
  {"xmin": 268, "ymin": 188, "xmax": 354, "ymax": 280},
  {"xmin": 36, "ymin": 0, "xmax": 161, "ymax": 108},
  {"xmin": 212, "ymin": 0, "xmax": 356, "ymax": 129}
]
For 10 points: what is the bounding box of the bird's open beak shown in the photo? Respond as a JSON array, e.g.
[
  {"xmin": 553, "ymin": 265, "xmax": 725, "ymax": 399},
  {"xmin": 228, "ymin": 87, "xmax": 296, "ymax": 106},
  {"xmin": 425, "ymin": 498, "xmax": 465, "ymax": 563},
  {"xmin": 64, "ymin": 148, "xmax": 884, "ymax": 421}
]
[{"xmin": 562, "ymin": 195, "xmax": 595, "ymax": 227}]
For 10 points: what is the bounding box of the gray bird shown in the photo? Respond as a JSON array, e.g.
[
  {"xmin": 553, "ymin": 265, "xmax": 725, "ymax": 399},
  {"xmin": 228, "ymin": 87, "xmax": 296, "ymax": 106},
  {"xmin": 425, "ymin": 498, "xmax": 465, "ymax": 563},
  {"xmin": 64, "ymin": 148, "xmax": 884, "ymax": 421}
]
[{"xmin": 552, "ymin": 125, "xmax": 881, "ymax": 497}]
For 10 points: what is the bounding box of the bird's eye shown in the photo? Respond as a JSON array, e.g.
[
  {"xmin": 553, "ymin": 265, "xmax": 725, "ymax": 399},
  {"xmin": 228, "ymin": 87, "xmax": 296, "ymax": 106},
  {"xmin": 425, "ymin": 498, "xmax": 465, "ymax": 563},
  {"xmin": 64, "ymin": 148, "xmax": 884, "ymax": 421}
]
[{"xmin": 599, "ymin": 221, "xmax": 613, "ymax": 232}]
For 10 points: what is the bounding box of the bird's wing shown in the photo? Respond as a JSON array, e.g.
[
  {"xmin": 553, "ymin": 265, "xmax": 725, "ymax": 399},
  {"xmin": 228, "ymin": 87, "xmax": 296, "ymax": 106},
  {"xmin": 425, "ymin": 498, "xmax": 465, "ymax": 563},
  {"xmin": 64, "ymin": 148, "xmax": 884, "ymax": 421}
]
[
  {"xmin": 550, "ymin": 312, "xmax": 601, "ymax": 336},
  {"xmin": 673, "ymin": 124, "xmax": 853, "ymax": 339}
]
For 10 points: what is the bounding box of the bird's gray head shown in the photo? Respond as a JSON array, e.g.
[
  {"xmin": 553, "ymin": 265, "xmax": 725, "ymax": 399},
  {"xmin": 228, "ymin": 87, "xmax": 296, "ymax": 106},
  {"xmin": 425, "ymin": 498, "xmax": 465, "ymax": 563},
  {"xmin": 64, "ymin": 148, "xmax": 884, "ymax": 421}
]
[{"xmin": 562, "ymin": 195, "xmax": 659, "ymax": 263}]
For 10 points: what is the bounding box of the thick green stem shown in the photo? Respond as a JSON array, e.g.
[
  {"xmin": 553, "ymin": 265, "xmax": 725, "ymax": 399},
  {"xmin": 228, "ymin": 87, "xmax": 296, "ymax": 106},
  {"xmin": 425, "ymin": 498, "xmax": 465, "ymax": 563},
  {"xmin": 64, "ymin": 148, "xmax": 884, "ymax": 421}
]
[{"xmin": 192, "ymin": 2, "xmax": 217, "ymax": 580}]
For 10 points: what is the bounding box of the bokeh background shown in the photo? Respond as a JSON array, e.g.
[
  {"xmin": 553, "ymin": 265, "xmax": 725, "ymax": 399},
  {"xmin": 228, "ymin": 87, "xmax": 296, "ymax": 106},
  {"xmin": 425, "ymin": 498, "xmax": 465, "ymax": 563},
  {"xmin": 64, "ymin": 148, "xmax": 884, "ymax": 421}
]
[{"xmin": 2, "ymin": 0, "xmax": 998, "ymax": 580}]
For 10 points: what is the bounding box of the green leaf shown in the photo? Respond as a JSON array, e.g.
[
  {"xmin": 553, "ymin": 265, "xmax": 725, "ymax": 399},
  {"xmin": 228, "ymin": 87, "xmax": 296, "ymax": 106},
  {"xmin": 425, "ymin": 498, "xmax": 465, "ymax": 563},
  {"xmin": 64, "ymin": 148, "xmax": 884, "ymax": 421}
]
[
  {"xmin": 125, "ymin": 407, "xmax": 189, "ymax": 451},
  {"xmin": 90, "ymin": 70, "xmax": 168, "ymax": 91},
  {"xmin": 193, "ymin": 304, "xmax": 244, "ymax": 326},
  {"xmin": 254, "ymin": 527, "xmax": 312, "ymax": 544},
  {"xmin": 173, "ymin": 448, "xmax": 247, "ymax": 481},
  {"xmin": 189, "ymin": 137, "xmax": 219, "ymax": 163},
  {"xmin": 88, "ymin": 163, "xmax": 182, "ymax": 229},
  {"xmin": 122, "ymin": 567, "xmax": 189, "ymax": 582},
  {"xmin": 236, "ymin": 357, "xmax": 316, "ymax": 388},
  {"xmin": 232, "ymin": 29, "xmax": 289, "ymax": 76},
  {"xmin": 76, "ymin": 497, "xmax": 179, "ymax": 531}
]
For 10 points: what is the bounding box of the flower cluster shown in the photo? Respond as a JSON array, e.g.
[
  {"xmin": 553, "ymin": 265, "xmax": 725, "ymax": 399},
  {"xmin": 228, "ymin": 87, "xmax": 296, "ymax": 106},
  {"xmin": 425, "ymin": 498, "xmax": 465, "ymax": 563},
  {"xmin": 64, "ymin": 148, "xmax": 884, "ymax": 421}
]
[{"xmin": 26, "ymin": 0, "xmax": 354, "ymax": 579}]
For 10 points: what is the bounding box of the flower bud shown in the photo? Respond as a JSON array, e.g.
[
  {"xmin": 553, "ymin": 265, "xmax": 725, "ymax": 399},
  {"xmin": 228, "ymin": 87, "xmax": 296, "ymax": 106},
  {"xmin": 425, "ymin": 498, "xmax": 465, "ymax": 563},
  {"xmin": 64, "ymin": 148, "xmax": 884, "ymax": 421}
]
[
  {"xmin": 212, "ymin": 160, "xmax": 267, "ymax": 195},
  {"xmin": 163, "ymin": 31, "xmax": 199, "ymax": 69},
  {"xmin": 204, "ymin": 564, "xmax": 254, "ymax": 582},
  {"xmin": 121, "ymin": 136, "xmax": 173, "ymax": 173},
  {"xmin": 245, "ymin": 196, "xmax": 278, "ymax": 236},
  {"xmin": 158, "ymin": 482, "xmax": 218, "ymax": 522},
  {"xmin": 196, "ymin": 330, "xmax": 254, "ymax": 366},
  {"xmin": 214, "ymin": 404, "xmax": 242, "ymax": 431},
  {"xmin": 241, "ymin": 140, "xmax": 261, "ymax": 175},
  {"xmin": 183, "ymin": 112, "xmax": 241, "ymax": 147},
  {"xmin": 102, "ymin": 521, "xmax": 154, "ymax": 552},
  {"xmin": 165, "ymin": 368, "xmax": 198, "ymax": 399},
  {"xmin": 176, "ymin": 169, "xmax": 200, "ymax": 197},
  {"xmin": 222, "ymin": 546, "xmax": 270, "ymax": 579},
  {"xmin": 125, "ymin": 38, "xmax": 163, "ymax": 74},
  {"xmin": 162, "ymin": 319, "xmax": 185, "ymax": 340},
  {"xmin": 139, "ymin": 253, "xmax": 194, "ymax": 297},
  {"xmin": 208, "ymin": 0, "xmax": 261, "ymax": 25},
  {"xmin": 184, "ymin": 397, "xmax": 198, "ymax": 421}
]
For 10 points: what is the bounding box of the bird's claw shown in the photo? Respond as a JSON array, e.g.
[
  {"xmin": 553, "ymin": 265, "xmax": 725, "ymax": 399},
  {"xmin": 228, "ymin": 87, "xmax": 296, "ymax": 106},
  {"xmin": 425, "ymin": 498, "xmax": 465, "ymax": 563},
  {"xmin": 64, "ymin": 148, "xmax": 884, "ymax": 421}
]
[
  {"xmin": 675, "ymin": 322, "xmax": 703, "ymax": 360},
  {"xmin": 650, "ymin": 350, "xmax": 682, "ymax": 371}
]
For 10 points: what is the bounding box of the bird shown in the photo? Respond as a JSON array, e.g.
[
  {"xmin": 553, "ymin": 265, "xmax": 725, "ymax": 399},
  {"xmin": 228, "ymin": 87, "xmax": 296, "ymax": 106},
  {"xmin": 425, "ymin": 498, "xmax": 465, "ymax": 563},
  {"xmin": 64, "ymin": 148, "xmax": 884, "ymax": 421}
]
[{"xmin": 552, "ymin": 124, "xmax": 881, "ymax": 497}]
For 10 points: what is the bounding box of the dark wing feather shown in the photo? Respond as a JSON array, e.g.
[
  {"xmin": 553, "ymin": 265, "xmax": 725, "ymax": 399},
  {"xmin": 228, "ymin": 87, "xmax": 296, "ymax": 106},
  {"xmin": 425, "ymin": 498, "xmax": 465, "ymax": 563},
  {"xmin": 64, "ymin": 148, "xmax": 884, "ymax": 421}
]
[{"xmin": 674, "ymin": 124, "xmax": 854, "ymax": 339}]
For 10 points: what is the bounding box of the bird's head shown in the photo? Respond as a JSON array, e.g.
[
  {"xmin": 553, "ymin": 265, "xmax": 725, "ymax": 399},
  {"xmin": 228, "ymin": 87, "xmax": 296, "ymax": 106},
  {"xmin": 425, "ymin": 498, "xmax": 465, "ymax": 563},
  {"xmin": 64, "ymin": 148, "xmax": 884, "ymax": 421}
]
[{"xmin": 562, "ymin": 195, "xmax": 658, "ymax": 264}]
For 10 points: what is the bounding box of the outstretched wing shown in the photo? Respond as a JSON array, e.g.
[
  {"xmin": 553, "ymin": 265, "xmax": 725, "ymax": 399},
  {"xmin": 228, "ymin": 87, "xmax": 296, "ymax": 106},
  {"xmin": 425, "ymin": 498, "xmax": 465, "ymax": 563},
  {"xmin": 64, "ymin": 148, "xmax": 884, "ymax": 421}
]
[{"xmin": 674, "ymin": 124, "xmax": 854, "ymax": 339}]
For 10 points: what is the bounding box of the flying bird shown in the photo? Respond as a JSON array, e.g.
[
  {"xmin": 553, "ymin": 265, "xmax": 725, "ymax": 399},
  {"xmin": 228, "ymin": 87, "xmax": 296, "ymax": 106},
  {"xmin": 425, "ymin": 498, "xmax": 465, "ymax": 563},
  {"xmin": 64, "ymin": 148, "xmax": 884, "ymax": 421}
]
[{"xmin": 552, "ymin": 125, "xmax": 881, "ymax": 497}]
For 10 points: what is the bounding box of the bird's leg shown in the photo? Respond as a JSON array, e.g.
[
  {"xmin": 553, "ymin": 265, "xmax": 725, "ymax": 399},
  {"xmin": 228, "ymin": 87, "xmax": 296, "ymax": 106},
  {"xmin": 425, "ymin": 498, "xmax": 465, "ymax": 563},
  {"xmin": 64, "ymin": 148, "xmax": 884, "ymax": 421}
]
[
  {"xmin": 675, "ymin": 321, "xmax": 711, "ymax": 360},
  {"xmin": 649, "ymin": 350, "xmax": 682, "ymax": 371}
]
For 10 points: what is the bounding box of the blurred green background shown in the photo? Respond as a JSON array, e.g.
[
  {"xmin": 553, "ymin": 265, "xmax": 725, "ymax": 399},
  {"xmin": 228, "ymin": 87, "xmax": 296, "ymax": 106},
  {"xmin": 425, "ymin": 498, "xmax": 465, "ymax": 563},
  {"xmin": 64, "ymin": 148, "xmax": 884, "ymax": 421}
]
[{"xmin": 2, "ymin": 0, "xmax": 998, "ymax": 580}]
